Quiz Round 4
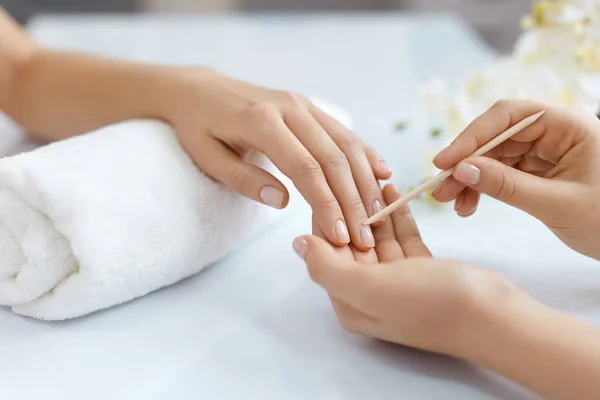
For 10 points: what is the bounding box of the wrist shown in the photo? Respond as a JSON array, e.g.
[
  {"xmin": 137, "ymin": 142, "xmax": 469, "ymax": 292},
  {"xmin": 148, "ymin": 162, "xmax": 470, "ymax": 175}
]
[
  {"xmin": 436, "ymin": 268, "xmax": 528, "ymax": 360},
  {"xmin": 457, "ymin": 280, "xmax": 600, "ymax": 400},
  {"xmin": 155, "ymin": 65, "xmax": 219, "ymax": 128}
]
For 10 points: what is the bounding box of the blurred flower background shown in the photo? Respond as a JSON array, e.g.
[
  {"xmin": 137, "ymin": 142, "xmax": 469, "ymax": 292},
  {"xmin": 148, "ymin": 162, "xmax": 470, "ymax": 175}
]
[{"xmin": 1, "ymin": 1, "xmax": 531, "ymax": 53}]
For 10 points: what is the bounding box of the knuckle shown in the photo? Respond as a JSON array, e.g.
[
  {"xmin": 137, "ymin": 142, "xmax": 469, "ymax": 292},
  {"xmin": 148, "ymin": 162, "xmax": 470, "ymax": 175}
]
[
  {"xmin": 317, "ymin": 193, "xmax": 340, "ymax": 212},
  {"xmin": 244, "ymin": 103, "xmax": 279, "ymax": 125},
  {"xmin": 493, "ymin": 168, "xmax": 516, "ymax": 202},
  {"xmin": 229, "ymin": 168, "xmax": 249, "ymax": 194},
  {"xmin": 364, "ymin": 175, "xmax": 379, "ymax": 189},
  {"xmin": 295, "ymin": 156, "xmax": 324, "ymax": 178},
  {"xmin": 491, "ymin": 99, "xmax": 510, "ymax": 111},
  {"xmin": 338, "ymin": 131, "xmax": 360, "ymax": 149},
  {"xmin": 279, "ymin": 90, "xmax": 306, "ymax": 108},
  {"xmin": 326, "ymin": 151, "xmax": 350, "ymax": 171},
  {"xmin": 349, "ymin": 195, "xmax": 366, "ymax": 212}
]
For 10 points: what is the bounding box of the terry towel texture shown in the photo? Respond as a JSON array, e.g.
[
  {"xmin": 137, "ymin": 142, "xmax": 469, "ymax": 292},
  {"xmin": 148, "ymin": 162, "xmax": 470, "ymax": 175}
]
[
  {"xmin": 0, "ymin": 120, "xmax": 286, "ymax": 320},
  {"xmin": 0, "ymin": 99, "xmax": 353, "ymax": 320}
]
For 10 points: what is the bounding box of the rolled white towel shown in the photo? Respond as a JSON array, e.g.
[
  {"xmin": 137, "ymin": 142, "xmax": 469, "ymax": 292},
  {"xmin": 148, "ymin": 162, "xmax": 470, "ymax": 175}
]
[
  {"xmin": 0, "ymin": 98, "xmax": 353, "ymax": 320},
  {"xmin": 0, "ymin": 120, "xmax": 285, "ymax": 320}
]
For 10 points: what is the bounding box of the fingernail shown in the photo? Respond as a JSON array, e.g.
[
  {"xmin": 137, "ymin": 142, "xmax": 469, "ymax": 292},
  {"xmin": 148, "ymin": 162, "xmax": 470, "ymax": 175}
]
[
  {"xmin": 431, "ymin": 183, "xmax": 442, "ymax": 197},
  {"xmin": 434, "ymin": 146, "xmax": 449, "ymax": 163},
  {"xmin": 293, "ymin": 237, "xmax": 308, "ymax": 259},
  {"xmin": 378, "ymin": 160, "xmax": 392, "ymax": 173},
  {"xmin": 454, "ymin": 196, "xmax": 464, "ymax": 212},
  {"xmin": 454, "ymin": 163, "xmax": 481, "ymax": 185},
  {"xmin": 260, "ymin": 186, "xmax": 284, "ymax": 209},
  {"xmin": 372, "ymin": 199, "xmax": 383, "ymax": 215},
  {"xmin": 335, "ymin": 219, "xmax": 350, "ymax": 243},
  {"xmin": 360, "ymin": 225, "xmax": 375, "ymax": 248}
]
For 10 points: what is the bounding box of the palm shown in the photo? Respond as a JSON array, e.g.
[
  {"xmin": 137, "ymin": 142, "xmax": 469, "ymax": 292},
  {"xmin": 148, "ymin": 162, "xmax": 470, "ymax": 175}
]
[
  {"xmin": 311, "ymin": 184, "xmax": 432, "ymax": 325},
  {"xmin": 313, "ymin": 185, "xmax": 431, "ymax": 263}
]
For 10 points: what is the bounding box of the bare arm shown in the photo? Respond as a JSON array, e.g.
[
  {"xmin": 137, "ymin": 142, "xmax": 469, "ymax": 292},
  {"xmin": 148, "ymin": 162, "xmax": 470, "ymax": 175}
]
[
  {"xmin": 0, "ymin": 8, "xmax": 177, "ymax": 140},
  {"xmin": 464, "ymin": 293, "xmax": 600, "ymax": 400}
]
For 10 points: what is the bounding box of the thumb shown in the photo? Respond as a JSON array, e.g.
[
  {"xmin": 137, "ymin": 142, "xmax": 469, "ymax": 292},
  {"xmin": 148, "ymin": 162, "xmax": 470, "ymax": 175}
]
[
  {"xmin": 292, "ymin": 235, "xmax": 356, "ymax": 297},
  {"xmin": 452, "ymin": 156, "xmax": 566, "ymax": 221}
]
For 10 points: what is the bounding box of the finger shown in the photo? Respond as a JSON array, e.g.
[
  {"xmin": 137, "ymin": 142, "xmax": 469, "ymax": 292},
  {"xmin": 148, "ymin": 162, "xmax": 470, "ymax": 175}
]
[
  {"xmin": 312, "ymin": 214, "xmax": 355, "ymax": 260},
  {"xmin": 306, "ymin": 219, "xmax": 378, "ymax": 329},
  {"xmin": 383, "ymin": 185, "xmax": 432, "ymax": 257},
  {"xmin": 431, "ymin": 176, "xmax": 466, "ymax": 203},
  {"xmin": 371, "ymin": 196, "xmax": 405, "ymax": 263},
  {"xmin": 310, "ymin": 104, "xmax": 389, "ymax": 223},
  {"xmin": 454, "ymin": 187, "xmax": 480, "ymax": 218},
  {"xmin": 452, "ymin": 156, "xmax": 574, "ymax": 221},
  {"xmin": 363, "ymin": 145, "xmax": 393, "ymax": 180},
  {"xmin": 293, "ymin": 234, "xmax": 377, "ymax": 312},
  {"xmin": 483, "ymin": 140, "xmax": 532, "ymax": 160},
  {"xmin": 311, "ymin": 107, "xmax": 383, "ymax": 222},
  {"xmin": 433, "ymin": 140, "xmax": 534, "ymax": 204},
  {"xmin": 194, "ymin": 138, "xmax": 290, "ymax": 209},
  {"xmin": 434, "ymin": 100, "xmax": 581, "ymax": 169},
  {"xmin": 247, "ymin": 111, "xmax": 351, "ymax": 247},
  {"xmin": 285, "ymin": 109, "xmax": 375, "ymax": 250}
]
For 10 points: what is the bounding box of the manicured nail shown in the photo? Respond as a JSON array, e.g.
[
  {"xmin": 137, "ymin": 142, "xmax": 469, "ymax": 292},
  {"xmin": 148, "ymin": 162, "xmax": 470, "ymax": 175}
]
[
  {"xmin": 293, "ymin": 237, "xmax": 308, "ymax": 259},
  {"xmin": 335, "ymin": 219, "xmax": 350, "ymax": 243},
  {"xmin": 433, "ymin": 146, "xmax": 449, "ymax": 163},
  {"xmin": 372, "ymin": 199, "xmax": 383, "ymax": 215},
  {"xmin": 378, "ymin": 160, "xmax": 392, "ymax": 173},
  {"xmin": 360, "ymin": 225, "xmax": 375, "ymax": 248},
  {"xmin": 260, "ymin": 186, "xmax": 284, "ymax": 209},
  {"xmin": 454, "ymin": 196, "xmax": 464, "ymax": 212},
  {"xmin": 454, "ymin": 163, "xmax": 481, "ymax": 185}
]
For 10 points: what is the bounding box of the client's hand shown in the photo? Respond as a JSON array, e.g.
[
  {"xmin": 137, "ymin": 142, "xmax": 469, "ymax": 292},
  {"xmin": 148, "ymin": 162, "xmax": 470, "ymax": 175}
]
[
  {"xmin": 168, "ymin": 67, "xmax": 390, "ymax": 251},
  {"xmin": 293, "ymin": 184, "xmax": 515, "ymax": 356},
  {"xmin": 432, "ymin": 99, "xmax": 600, "ymax": 260}
]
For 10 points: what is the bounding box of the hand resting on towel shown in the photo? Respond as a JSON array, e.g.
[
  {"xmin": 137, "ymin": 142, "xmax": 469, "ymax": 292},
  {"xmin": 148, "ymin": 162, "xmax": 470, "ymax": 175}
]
[{"xmin": 0, "ymin": 8, "xmax": 389, "ymax": 253}]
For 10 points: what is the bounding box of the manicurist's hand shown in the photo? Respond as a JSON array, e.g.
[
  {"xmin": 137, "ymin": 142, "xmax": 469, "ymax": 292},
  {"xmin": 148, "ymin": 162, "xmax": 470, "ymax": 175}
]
[
  {"xmin": 293, "ymin": 184, "xmax": 600, "ymax": 400},
  {"xmin": 432, "ymin": 99, "xmax": 600, "ymax": 260}
]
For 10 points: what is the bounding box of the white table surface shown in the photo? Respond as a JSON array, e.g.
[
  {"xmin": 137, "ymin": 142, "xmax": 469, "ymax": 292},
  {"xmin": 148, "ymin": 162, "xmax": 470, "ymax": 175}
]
[{"xmin": 0, "ymin": 12, "xmax": 598, "ymax": 400}]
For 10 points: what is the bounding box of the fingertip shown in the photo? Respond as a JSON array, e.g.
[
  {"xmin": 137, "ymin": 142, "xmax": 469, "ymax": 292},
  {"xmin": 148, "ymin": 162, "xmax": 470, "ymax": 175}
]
[
  {"xmin": 292, "ymin": 236, "xmax": 309, "ymax": 260},
  {"xmin": 433, "ymin": 146, "xmax": 452, "ymax": 169},
  {"xmin": 375, "ymin": 161, "xmax": 393, "ymax": 180}
]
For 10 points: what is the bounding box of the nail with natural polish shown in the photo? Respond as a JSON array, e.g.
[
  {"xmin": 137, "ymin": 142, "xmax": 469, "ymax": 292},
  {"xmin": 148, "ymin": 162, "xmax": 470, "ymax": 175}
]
[
  {"xmin": 293, "ymin": 237, "xmax": 308, "ymax": 259},
  {"xmin": 260, "ymin": 186, "xmax": 284, "ymax": 209},
  {"xmin": 378, "ymin": 160, "xmax": 392, "ymax": 173},
  {"xmin": 372, "ymin": 199, "xmax": 383, "ymax": 215},
  {"xmin": 335, "ymin": 219, "xmax": 350, "ymax": 243},
  {"xmin": 454, "ymin": 163, "xmax": 481, "ymax": 185},
  {"xmin": 360, "ymin": 225, "xmax": 375, "ymax": 248}
]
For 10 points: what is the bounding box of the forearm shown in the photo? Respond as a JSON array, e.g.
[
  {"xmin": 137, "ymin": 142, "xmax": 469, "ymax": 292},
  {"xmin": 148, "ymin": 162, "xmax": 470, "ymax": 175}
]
[
  {"xmin": 464, "ymin": 293, "xmax": 600, "ymax": 400},
  {"xmin": 4, "ymin": 49, "xmax": 181, "ymax": 140}
]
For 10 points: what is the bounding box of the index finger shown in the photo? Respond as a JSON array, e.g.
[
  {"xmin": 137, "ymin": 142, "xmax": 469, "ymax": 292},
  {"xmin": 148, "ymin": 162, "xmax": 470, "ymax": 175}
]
[{"xmin": 433, "ymin": 99, "xmax": 551, "ymax": 171}]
